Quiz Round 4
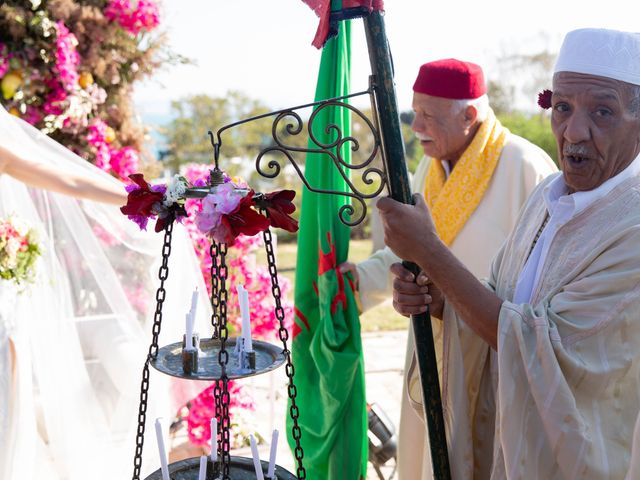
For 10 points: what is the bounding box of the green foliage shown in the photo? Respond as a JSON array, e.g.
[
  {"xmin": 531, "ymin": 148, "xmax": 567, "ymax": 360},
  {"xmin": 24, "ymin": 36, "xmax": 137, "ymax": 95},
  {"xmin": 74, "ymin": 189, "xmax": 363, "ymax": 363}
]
[
  {"xmin": 163, "ymin": 91, "xmax": 271, "ymax": 169},
  {"xmin": 498, "ymin": 111, "xmax": 558, "ymax": 164}
]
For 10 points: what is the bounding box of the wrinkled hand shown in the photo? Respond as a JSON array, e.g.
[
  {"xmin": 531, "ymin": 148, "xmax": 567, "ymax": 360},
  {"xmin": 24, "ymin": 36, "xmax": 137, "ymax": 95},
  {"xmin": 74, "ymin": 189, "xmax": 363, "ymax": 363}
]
[
  {"xmin": 377, "ymin": 193, "xmax": 438, "ymax": 265},
  {"xmin": 338, "ymin": 261, "xmax": 359, "ymax": 290},
  {"xmin": 390, "ymin": 263, "xmax": 444, "ymax": 318}
]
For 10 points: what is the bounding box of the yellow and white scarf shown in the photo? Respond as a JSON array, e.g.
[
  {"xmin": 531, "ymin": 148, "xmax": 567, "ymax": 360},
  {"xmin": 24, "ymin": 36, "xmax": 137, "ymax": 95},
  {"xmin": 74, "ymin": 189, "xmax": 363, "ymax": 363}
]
[{"xmin": 424, "ymin": 110, "xmax": 508, "ymax": 246}]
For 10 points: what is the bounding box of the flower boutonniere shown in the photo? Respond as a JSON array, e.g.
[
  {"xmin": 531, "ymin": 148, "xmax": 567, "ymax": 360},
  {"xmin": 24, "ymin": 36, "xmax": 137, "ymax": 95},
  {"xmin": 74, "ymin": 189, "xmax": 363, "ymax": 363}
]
[{"xmin": 538, "ymin": 89, "xmax": 552, "ymax": 109}]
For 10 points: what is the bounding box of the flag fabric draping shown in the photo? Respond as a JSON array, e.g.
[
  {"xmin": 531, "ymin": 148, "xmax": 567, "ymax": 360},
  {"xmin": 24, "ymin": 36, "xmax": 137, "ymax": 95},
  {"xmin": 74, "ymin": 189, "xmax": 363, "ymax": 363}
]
[{"xmin": 287, "ymin": 11, "xmax": 368, "ymax": 480}]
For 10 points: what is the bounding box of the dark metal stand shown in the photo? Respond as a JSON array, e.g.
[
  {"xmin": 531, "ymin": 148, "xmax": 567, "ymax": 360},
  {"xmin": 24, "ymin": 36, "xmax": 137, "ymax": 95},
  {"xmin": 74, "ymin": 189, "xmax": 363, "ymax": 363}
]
[
  {"xmin": 362, "ymin": 11, "xmax": 451, "ymax": 480},
  {"xmin": 131, "ymin": 10, "xmax": 451, "ymax": 479}
]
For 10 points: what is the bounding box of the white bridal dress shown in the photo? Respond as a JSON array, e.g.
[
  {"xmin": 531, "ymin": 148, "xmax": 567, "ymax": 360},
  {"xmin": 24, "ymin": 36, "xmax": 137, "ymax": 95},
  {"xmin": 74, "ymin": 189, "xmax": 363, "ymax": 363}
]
[{"xmin": 0, "ymin": 105, "xmax": 211, "ymax": 480}]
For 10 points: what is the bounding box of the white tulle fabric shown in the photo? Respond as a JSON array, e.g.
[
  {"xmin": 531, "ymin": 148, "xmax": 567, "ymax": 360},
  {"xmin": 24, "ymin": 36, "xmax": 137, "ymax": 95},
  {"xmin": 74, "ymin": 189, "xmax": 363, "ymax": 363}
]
[{"xmin": 0, "ymin": 106, "xmax": 211, "ymax": 479}]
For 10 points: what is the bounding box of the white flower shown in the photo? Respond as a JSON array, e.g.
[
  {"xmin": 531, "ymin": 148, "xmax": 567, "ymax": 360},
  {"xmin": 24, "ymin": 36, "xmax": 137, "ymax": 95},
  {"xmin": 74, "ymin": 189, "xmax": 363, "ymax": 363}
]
[{"xmin": 163, "ymin": 175, "xmax": 188, "ymax": 207}]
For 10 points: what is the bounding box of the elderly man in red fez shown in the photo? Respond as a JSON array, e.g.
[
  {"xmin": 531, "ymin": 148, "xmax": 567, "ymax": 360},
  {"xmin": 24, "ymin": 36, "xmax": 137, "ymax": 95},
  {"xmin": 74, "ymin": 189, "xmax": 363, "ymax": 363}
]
[
  {"xmin": 382, "ymin": 29, "xmax": 640, "ymax": 479},
  {"xmin": 340, "ymin": 58, "xmax": 556, "ymax": 479}
]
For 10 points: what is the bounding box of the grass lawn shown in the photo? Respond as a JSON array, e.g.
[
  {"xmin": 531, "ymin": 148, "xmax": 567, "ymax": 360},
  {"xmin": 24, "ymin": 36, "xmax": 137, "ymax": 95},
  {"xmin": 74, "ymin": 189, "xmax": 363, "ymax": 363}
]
[{"xmin": 262, "ymin": 237, "xmax": 409, "ymax": 333}]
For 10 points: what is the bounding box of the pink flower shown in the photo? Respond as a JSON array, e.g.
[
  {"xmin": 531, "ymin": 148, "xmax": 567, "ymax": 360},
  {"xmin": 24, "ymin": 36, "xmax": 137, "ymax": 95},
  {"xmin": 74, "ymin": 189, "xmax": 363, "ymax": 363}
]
[
  {"xmin": 22, "ymin": 106, "xmax": 43, "ymax": 126},
  {"xmin": 110, "ymin": 146, "xmax": 139, "ymax": 179},
  {"xmin": 94, "ymin": 144, "xmax": 111, "ymax": 172},
  {"xmin": 125, "ymin": 285, "xmax": 149, "ymax": 315},
  {"xmin": 92, "ymin": 223, "xmax": 119, "ymax": 246},
  {"xmin": 0, "ymin": 43, "xmax": 10, "ymax": 78},
  {"xmin": 185, "ymin": 381, "xmax": 256, "ymax": 446},
  {"xmin": 42, "ymin": 86, "xmax": 68, "ymax": 116},
  {"xmin": 87, "ymin": 118, "xmax": 109, "ymax": 146},
  {"xmin": 105, "ymin": 0, "xmax": 160, "ymax": 36},
  {"xmin": 209, "ymin": 183, "xmax": 243, "ymax": 215},
  {"xmin": 54, "ymin": 22, "xmax": 80, "ymax": 92},
  {"xmin": 195, "ymin": 184, "xmax": 243, "ymax": 233}
]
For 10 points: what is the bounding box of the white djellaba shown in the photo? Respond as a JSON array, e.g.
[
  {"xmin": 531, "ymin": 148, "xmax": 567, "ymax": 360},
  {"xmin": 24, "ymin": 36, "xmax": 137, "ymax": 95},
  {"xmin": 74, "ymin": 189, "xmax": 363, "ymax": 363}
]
[{"xmin": 0, "ymin": 104, "xmax": 211, "ymax": 480}]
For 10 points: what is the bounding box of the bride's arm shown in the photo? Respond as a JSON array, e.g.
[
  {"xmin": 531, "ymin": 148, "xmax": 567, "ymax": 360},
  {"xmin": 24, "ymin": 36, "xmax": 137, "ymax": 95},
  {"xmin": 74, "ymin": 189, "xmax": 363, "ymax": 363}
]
[{"xmin": 0, "ymin": 144, "xmax": 127, "ymax": 206}]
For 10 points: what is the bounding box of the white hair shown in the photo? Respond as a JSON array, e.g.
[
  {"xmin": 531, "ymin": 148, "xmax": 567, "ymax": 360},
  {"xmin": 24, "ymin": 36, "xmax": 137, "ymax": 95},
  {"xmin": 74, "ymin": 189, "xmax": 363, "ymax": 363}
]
[
  {"xmin": 451, "ymin": 94, "xmax": 490, "ymax": 123},
  {"xmin": 627, "ymin": 83, "xmax": 640, "ymax": 117}
]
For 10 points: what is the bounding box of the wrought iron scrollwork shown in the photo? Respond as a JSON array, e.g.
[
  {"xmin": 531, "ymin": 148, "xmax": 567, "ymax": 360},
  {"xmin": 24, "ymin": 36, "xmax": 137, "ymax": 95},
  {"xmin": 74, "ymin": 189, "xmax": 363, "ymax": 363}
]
[{"xmin": 210, "ymin": 88, "xmax": 387, "ymax": 227}]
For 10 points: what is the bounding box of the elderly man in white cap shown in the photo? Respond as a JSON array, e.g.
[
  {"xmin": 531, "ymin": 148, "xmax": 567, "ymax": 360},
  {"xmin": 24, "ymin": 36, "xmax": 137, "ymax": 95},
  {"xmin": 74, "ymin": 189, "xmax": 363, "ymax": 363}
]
[
  {"xmin": 341, "ymin": 58, "xmax": 556, "ymax": 480},
  {"xmin": 380, "ymin": 28, "xmax": 640, "ymax": 479}
]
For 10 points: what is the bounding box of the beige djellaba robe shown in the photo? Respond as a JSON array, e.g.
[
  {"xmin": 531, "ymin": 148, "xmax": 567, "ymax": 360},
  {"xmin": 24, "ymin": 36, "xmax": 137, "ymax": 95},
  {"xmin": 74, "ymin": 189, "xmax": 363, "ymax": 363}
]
[
  {"xmin": 434, "ymin": 172, "xmax": 640, "ymax": 479},
  {"xmin": 357, "ymin": 133, "xmax": 557, "ymax": 479}
]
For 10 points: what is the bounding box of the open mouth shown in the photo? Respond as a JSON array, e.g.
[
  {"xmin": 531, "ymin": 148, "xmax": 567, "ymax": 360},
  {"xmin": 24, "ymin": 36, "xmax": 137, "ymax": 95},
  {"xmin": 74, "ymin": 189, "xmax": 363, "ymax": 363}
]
[{"xmin": 566, "ymin": 155, "xmax": 591, "ymax": 167}]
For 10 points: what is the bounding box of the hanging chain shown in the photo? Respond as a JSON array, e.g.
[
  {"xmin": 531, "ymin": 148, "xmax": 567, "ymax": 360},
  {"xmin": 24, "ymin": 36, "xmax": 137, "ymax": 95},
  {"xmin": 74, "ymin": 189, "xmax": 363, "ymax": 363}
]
[
  {"xmin": 132, "ymin": 221, "xmax": 174, "ymax": 480},
  {"xmin": 213, "ymin": 379, "xmax": 222, "ymax": 464},
  {"xmin": 212, "ymin": 241, "xmax": 231, "ymax": 479},
  {"xmin": 262, "ymin": 226, "xmax": 307, "ymax": 479},
  {"xmin": 210, "ymin": 242, "xmax": 220, "ymax": 339}
]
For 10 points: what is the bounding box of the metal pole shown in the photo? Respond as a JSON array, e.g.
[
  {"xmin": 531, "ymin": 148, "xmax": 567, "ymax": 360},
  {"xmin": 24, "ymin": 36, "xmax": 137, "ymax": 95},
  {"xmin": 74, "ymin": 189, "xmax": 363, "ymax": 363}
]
[{"xmin": 362, "ymin": 10, "xmax": 451, "ymax": 479}]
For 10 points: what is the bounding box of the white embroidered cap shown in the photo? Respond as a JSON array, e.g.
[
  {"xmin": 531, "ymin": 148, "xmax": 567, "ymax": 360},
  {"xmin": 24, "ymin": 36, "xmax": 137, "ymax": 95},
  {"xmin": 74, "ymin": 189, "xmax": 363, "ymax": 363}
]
[{"xmin": 554, "ymin": 28, "xmax": 640, "ymax": 86}]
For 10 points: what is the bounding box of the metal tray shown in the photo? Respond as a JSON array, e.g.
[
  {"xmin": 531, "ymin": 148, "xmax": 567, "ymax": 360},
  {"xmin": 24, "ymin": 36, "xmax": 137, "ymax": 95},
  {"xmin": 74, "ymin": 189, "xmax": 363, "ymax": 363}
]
[
  {"xmin": 144, "ymin": 455, "xmax": 296, "ymax": 479},
  {"xmin": 150, "ymin": 337, "xmax": 286, "ymax": 381}
]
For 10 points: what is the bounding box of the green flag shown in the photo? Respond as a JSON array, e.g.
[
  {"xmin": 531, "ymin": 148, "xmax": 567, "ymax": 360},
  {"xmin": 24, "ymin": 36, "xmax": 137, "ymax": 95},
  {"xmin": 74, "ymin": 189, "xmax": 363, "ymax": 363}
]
[{"xmin": 286, "ymin": 17, "xmax": 368, "ymax": 480}]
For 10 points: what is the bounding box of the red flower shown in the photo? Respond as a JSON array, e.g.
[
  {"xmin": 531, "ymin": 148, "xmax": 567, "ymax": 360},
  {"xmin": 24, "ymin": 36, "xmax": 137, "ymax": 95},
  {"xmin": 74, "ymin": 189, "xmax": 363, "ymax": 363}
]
[
  {"xmin": 538, "ymin": 89, "xmax": 552, "ymax": 109},
  {"xmin": 155, "ymin": 204, "xmax": 188, "ymax": 233},
  {"xmin": 214, "ymin": 192, "xmax": 271, "ymax": 244},
  {"xmin": 120, "ymin": 173, "xmax": 163, "ymax": 217},
  {"xmin": 258, "ymin": 190, "xmax": 299, "ymax": 233}
]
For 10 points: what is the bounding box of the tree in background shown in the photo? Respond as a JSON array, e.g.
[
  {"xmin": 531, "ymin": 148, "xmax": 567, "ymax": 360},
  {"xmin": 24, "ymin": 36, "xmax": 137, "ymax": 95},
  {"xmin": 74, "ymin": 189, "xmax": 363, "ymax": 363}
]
[
  {"xmin": 0, "ymin": 0, "xmax": 183, "ymax": 179},
  {"xmin": 487, "ymin": 46, "xmax": 558, "ymax": 164}
]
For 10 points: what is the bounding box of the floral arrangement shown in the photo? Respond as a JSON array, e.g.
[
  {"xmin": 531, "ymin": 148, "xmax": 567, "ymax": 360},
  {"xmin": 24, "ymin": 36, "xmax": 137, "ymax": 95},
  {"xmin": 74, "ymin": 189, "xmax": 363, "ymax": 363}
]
[
  {"xmin": 169, "ymin": 164, "xmax": 296, "ymax": 448},
  {"xmin": 121, "ymin": 171, "xmax": 299, "ymax": 242},
  {"xmin": 0, "ymin": 215, "xmax": 41, "ymax": 287},
  {"xmin": 0, "ymin": 0, "xmax": 172, "ymax": 180},
  {"xmin": 120, "ymin": 173, "xmax": 189, "ymax": 232}
]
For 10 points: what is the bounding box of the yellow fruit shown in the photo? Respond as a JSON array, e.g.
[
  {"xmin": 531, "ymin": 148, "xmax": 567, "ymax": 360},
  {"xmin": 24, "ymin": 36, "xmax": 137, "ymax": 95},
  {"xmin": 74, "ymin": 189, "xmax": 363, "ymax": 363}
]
[
  {"xmin": 105, "ymin": 126, "xmax": 116, "ymax": 143},
  {"xmin": 8, "ymin": 107, "xmax": 19, "ymax": 117},
  {"xmin": 1, "ymin": 71, "xmax": 22, "ymax": 100},
  {"xmin": 78, "ymin": 71, "xmax": 94, "ymax": 89}
]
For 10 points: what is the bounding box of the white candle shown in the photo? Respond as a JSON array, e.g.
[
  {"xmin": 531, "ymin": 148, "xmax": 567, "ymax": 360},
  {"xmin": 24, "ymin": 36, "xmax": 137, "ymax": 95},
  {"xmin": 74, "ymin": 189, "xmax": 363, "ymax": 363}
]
[
  {"xmin": 185, "ymin": 313, "xmax": 195, "ymax": 350},
  {"xmin": 210, "ymin": 417, "xmax": 218, "ymax": 462},
  {"xmin": 236, "ymin": 284, "xmax": 253, "ymax": 352},
  {"xmin": 249, "ymin": 434, "xmax": 265, "ymax": 480},
  {"xmin": 190, "ymin": 288, "xmax": 199, "ymax": 317},
  {"xmin": 185, "ymin": 288, "xmax": 198, "ymax": 350},
  {"xmin": 154, "ymin": 418, "xmax": 170, "ymax": 480},
  {"xmin": 198, "ymin": 455, "xmax": 207, "ymax": 480},
  {"xmin": 267, "ymin": 429, "xmax": 279, "ymax": 477}
]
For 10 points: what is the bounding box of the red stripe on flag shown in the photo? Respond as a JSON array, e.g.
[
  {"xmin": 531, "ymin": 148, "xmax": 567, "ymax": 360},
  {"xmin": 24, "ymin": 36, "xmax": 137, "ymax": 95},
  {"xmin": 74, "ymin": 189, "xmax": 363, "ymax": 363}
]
[
  {"xmin": 294, "ymin": 306, "xmax": 311, "ymax": 332},
  {"xmin": 292, "ymin": 321, "xmax": 302, "ymax": 339},
  {"xmin": 318, "ymin": 232, "xmax": 336, "ymax": 276}
]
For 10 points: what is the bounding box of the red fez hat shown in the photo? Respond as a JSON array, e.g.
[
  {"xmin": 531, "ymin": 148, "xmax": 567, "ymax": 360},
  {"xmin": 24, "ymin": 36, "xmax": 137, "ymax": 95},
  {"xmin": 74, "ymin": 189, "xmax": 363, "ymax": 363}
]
[{"xmin": 413, "ymin": 58, "xmax": 486, "ymax": 99}]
